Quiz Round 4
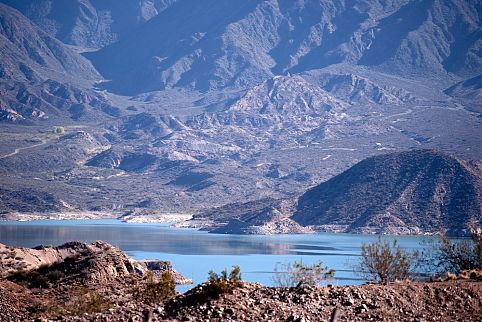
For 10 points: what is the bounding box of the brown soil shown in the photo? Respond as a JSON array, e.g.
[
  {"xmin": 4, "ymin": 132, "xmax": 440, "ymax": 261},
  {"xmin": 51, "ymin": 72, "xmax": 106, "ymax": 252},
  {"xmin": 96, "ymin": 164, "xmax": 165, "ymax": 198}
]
[{"xmin": 2, "ymin": 279, "xmax": 479, "ymax": 321}]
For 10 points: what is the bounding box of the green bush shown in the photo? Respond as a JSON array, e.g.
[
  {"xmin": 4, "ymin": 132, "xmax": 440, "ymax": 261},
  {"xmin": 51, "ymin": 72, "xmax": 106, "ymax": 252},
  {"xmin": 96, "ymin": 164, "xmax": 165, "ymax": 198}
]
[
  {"xmin": 140, "ymin": 271, "xmax": 176, "ymax": 303},
  {"xmin": 52, "ymin": 126, "xmax": 65, "ymax": 134},
  {"xmin": 358, "ymin": 238, "xmax": 420, "ymax": 283},
  {"xmin": 273, "ymin": 261, "xmax": 335, "ymax": 287},
  {"xmin": 207, "ymin": 265, "xmax": 242, "ymax": 295},
  {"xmin": 9, "ymin": 269, "xmax": 51, "ymax": 288},
  {"xmin": 68, "ymin": 290, "xmax": 113, "ymax": 315}
]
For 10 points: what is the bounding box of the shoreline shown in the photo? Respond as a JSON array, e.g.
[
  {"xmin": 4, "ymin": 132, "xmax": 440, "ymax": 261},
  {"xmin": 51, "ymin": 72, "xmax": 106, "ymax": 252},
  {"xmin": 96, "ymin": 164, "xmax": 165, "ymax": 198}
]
[{"xmin": 0, "ymin": 212, "xmax": 445, "ymax": 237}]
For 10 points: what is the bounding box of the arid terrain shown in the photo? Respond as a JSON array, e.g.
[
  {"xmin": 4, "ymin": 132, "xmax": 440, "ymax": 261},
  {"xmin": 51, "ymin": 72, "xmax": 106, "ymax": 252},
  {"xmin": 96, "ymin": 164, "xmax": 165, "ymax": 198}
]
[{"xmin": 0, "ymin": 241, "xmax": 480, "ymax": 322}]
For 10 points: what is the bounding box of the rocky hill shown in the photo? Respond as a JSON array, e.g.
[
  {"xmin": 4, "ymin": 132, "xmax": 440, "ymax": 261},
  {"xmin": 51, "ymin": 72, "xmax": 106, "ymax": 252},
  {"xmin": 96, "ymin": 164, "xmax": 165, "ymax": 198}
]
[
  {"xmin": 195, "ymin": 150, "xmax": 482, "ymax": 236},
  {"xmin": 0, "ymin": 241, "xmax": 190, "ymax": 285},
  {"xmin": 292, "ymin": 150, "xmax": 482, "ymax": 236},
  {"xmin": 1, "ymin": 271, "xmax": 481, "ymax": 321},
  {"xmin": 0, "ymin": 240, "xmax": 193, "ymax": 321}
]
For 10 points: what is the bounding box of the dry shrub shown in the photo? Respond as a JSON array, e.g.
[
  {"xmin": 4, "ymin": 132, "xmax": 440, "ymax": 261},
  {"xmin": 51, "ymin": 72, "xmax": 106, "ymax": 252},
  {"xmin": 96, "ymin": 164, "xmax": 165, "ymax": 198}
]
[
  {"xmin": 358, "ymin": 238, "xmax": 420, "ymax": 283},
  {"xmin": 434, "ymin": 224, "xmax": 481, "ymax": 275},
  {"xmin": 273, "ymin": 261, "xmax": 334, "ymax": 287}
]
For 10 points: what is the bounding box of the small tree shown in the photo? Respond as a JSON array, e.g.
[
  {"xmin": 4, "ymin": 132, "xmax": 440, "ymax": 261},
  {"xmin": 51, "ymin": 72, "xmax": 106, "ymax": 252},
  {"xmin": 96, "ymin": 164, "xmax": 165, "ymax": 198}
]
[
  {"xmin": 273, "ymin": 260, "xmax": 334, "ymax": 287},
  {"xmin": 433, "ymin": 224, "xmax": 481, "ymax": 275},
  {"xmin": 140, "ymin": 271, "xmax": 176, "ymax": 303},
  {"xmin": 358, "ymin": 238, "xmax": 420, "ymax": 283},
  {"xmin": 52, "ymin": 126, "xmax": 65, "ymax": 134},
  {"xmin": 207, "ymin": 265, "xmax": 242, "ymax": 295}
]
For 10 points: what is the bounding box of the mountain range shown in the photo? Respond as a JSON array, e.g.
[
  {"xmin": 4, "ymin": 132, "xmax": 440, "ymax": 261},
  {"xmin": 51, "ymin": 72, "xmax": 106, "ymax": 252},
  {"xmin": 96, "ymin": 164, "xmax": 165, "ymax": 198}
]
[
  {"xmin": 0, "ymin": 0, "xmax": 480, "ymax": 235},
  {"xmin": 87, "ymin": 0, "xmax": 481, "ymax": 94}
]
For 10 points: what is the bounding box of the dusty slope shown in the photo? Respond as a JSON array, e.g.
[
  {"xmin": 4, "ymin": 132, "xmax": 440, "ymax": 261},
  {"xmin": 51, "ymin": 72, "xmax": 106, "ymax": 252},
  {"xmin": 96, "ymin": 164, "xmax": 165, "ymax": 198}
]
[{"xmin": 2, "ymin": 279, "xmax": 479, "ymax": 321}]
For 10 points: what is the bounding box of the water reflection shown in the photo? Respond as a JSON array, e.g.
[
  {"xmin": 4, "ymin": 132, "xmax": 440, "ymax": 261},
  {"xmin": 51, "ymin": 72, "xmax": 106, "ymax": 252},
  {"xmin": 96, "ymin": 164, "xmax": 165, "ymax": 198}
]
[{"xmin": 0, "ymin": 220, "xmax": 434, "ymax": 288}]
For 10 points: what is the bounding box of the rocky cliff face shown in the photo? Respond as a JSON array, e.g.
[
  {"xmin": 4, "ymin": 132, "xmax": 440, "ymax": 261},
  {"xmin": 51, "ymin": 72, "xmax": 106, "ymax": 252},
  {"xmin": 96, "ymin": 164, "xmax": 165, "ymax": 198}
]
[
  {"xmin": 0, "ymin": 240, "xmax": 189, "ymax": 285},
  {"xmin": 0, "ymin": 241, "xmax": 137, "ymax": 282}
]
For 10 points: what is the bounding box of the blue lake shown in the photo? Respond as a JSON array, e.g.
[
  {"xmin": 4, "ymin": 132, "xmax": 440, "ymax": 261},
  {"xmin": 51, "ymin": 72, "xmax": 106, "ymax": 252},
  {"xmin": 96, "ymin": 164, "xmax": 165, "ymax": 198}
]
[{"xmin": 0, "ymin": 219, "xmax": 434, "ymax": 290}]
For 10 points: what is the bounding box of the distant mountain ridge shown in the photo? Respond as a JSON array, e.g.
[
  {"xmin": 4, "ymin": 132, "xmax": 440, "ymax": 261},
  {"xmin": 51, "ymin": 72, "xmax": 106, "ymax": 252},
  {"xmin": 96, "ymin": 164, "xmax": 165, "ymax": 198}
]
[
  {"xmin": 0, "ymin": 3, "xmax": 120, "ymax": 122},
  {"xmin": 87, "ymin": 0, "xmax": 482, "ymax": 94},
  {"xmin": 0, "ymin": 0, "xmax": 179, "ymax": 49},
  {"xmin": 0, "ymin": 1, "xmax": 480, "ymax": 229}
]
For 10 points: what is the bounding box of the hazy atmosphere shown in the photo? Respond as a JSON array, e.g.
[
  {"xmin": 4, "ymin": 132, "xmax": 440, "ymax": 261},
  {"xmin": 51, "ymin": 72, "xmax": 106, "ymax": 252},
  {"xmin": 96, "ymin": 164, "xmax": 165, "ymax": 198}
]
[{"xmin": 0, "ymin": 1, "xmax": 481, "ymax": 321}]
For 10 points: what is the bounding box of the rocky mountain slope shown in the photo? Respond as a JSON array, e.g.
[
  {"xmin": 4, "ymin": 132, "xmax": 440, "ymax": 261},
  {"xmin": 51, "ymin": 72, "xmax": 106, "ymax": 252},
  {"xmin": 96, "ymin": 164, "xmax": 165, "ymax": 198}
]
[
  {"xmin": 0, "ymin": 4, "xmax": 99, "ymax": 82},
  {"xmin": 0, "ymin": 0, "xmax": 178, "ymax": 49},
  {"xmin": 196, "ymin": 150, "xmax": 482, "ymax": 236},
  {"xmin": 445, "ymin": 74, "xmax": 482, "ymax": 113},
  {"xmin": 0, "ymin": 4, "xmax": 120, "ymax": 122},
  {"xmin": 88, "ymin": 0, "xmax": 482, "ymax": 94},
  {"xmin": 292, "ymin": 149, "xmax": 482, "ymax": 235}
]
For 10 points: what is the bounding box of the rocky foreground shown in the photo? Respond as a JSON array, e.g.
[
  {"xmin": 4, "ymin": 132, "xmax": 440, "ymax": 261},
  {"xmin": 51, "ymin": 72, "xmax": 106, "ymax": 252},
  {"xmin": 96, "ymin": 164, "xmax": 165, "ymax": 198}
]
[{"xmin": 0, "ymin": 242, "xmax": 480, "ymax": 321}]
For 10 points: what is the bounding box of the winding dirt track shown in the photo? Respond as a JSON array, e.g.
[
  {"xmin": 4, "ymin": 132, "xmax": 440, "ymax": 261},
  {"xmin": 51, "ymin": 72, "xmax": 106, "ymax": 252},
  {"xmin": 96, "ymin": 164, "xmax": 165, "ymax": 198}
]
[{"xmin": 0, "ymin": 139, "xmax": 48, "ymax": 160}]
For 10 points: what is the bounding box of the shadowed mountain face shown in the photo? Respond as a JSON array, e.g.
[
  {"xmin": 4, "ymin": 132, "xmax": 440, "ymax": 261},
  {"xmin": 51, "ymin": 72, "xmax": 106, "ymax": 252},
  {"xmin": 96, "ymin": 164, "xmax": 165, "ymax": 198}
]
[
  {"xmin": 291, "ymin": 150, "xmax": 482, "ymax": 235},
  {"xmin": 0, "ymin": 4, "xmax": 120, "ymax": 122},
  {"xmin": 87, "ymin": 0, "xmax": 482, "ymax": 95},
  {"xmin": 0, "ymin": 0, "xmax": 179, "ymax": 49},
  {"xmin": 444, "ymin": 74, "xmax": 482, "ymax": 113},
  {"xmin": 0, "ymin": 4, "xmax": 99, "ymax": 82}
]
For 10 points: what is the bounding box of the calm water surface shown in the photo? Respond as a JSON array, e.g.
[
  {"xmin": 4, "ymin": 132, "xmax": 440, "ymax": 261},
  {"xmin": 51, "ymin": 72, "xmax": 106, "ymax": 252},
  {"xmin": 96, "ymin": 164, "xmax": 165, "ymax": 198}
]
[{"xmin": 0, "ymin": 220, "xmax": 433, "ymax": 290}]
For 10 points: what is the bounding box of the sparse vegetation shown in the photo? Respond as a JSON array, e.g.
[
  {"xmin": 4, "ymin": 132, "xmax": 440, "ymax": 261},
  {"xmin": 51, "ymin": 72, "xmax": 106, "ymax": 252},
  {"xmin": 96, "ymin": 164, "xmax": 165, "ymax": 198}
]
[
  {"xmin": 9, "ymin": 269, "xmax": 50, "ymax": 288},
  {"xmin": 64, "ymin": 288, "xmax": 113, "ymax": 316},
  {"xmin": 52, "ymin": 126, "xmax": 65, "ymax": 134},
  {"xmin": 358, "ymin": 238, "xmax": 420, "ymax": 283},
  {"xmin": 75, "ymin": 292, "xmax": 112, "ymax": 315},
  {"xmin": 273, "ymin": 260, "xmax": 335, "ymax": 287},
  {"xmin": 139, "ymin": 271, "xmax": 176, "ymax": 303},
  {"xmin": 432, "ymin": 224, "xmax": 481, "ymax": 275},
  {"xmin": 7, "ymin": 263, "xmax": 66, "ymax": 288},
  {"xmin": 207, "ymin": 265, "xmax": 243, "ymax": 295}
]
